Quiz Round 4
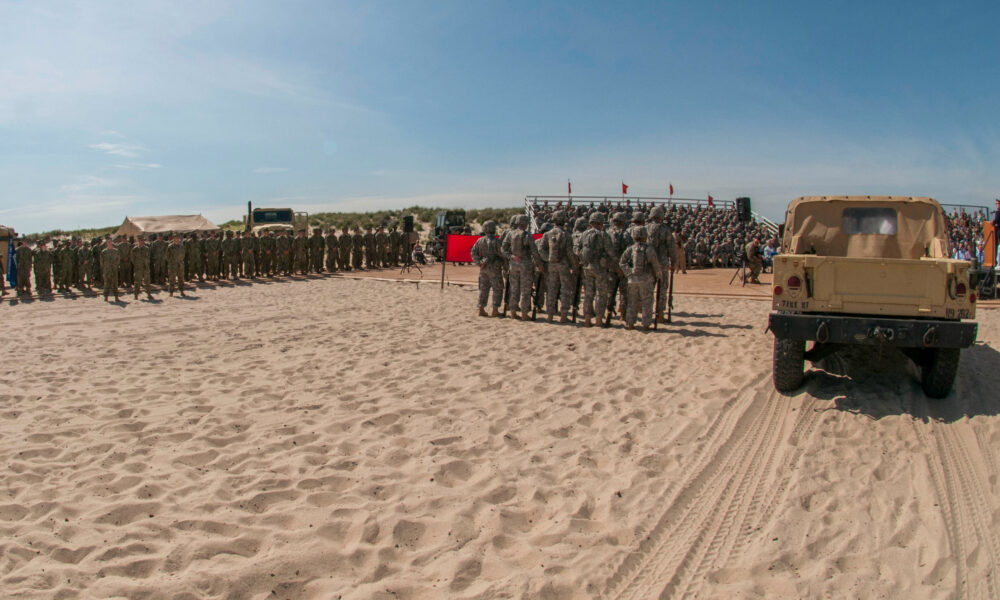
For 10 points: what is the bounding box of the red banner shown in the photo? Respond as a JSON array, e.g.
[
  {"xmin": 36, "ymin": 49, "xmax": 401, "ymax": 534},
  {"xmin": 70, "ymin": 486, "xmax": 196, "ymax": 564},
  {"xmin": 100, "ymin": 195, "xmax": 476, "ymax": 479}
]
[{"xmin": 445, "ymin": 233, "xmax": 543, "ymax": 263}]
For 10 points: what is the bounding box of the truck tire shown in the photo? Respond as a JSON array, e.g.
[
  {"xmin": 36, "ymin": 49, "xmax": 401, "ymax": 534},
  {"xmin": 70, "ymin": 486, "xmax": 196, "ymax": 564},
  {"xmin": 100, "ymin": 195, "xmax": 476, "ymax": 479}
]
[
  {"xmin": 921, "ymin": 348, "xmax": 960, "ymax": 399},
  {"xmin": 773, "ymin": 337, "xmax": 805, "ymax": 392}
]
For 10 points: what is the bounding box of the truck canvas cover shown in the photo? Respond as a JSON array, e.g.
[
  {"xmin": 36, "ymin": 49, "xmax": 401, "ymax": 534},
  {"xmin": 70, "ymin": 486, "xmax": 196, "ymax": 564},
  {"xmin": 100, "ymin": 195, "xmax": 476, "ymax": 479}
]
[{"xmin": 783, "ymin": 196, "xmax": 950, "ymax": 260}]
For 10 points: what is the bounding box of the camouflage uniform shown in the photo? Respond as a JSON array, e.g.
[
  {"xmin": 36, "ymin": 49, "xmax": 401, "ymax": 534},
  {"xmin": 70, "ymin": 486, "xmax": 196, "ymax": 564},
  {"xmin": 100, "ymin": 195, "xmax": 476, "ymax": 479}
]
[
  {"xmin": 470, "ymin": 221, "xmax": 504, "ymax": 315},
  {"xmin": 131, "ymin": 241, "xmax": 152, "ymax": 299},
  {"xmin": 608, "ymin": 213, "xmax": 630, "ymax": 321},
  {"xmin": 204, "ymin": 233, "xmax": 221, "ymax": 280},
  {"xmin": 183, "ymin": 234, "xmax": 198, "ymax": 281},
  {"xmin": 501, "ymin": 215, "xmax": 543, "ymax": 318},
  {"xmin": 647, "ymin": 206, "xmax": 678, "ymax": 321},
  {"xmin": 75, "ymin": 240, "xmax": 91, "ymax": 288},
  {"xmin": 351, "ymin": 229, "xmax": 364, "ymax": 270},
  {"xmin": 226, "ymin": 232, "xmax": 242, "ymax": 278},
  {"xmin": 339, "ymin": 227, "xmax": 353, "ymax": 270},
  {"xmin": 15, "ymin": 243, "xmax": 32, "ymax": 294},
  {"xmin": 363, "ymin": 227, "xmax": 376, "ymax": 269},
  {"xmin": 579, "ymin": 214, "xmax": 614, "ymax": 326},
  {"xmin": 325, "ymin": 230, "xmax": 338, "ymax": 272},
  {"xmin": 241, "ymin": 232, "xmax": 257, "ymax": 278},
  {"xmin": 388, "ymin": 228, "xmax": 400, "ymax": 267},
  {"xmin": 746, "ymin": 239, "xmax": 762, "ymax": 283},
  {"xmin": 101, "ymin": 243, "xmax": 121, "ymax": 301},
  {"xmin": 151, "ymin": 235, "xmax": 167, "ymax": 283},
  {"xmin": 276, "ymin": 231, "xmax": 292, "ymax": 275},
  {"xmin": 309, "ymin": 229, "xmax": 325, "ymax": 272},
  {"xmin": 167, "ymin": 237, "xmax": 186, "ymax": 295},
  {"xmin": 538, "ymin": 211, "xmax": 579, "ymax": 321},
  {"xmin": 33, "ymin": 244, "xmax": 53, "ymax": 295},
  {"xmin": 259, "ymin": 231, "xmax": 276, "ymax": 275},
  {"xmin": 293, "ymin": 231, "xmax": 308, "ymax": 275},
  {"xmin": 375, "ymin": 228, "xmax": 388, "ymax": 268},
  {"xmin": 619, "ymin": 228, "xmax": 663, "ymax": 330}
]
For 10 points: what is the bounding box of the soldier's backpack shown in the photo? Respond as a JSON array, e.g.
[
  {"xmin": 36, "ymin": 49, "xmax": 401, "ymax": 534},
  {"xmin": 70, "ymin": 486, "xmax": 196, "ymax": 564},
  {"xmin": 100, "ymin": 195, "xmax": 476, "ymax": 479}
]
[
  {"xmin": 632, "ymin": 243, "xmax": 647, "ymax": 274},
  {"xmin": 547, "ymin": 228, "xmax": 565, "ymax": 263},
  {"xmin": 581, "ymin": 230, "xmax": 603, "ymax": 264},
  {"xmin": 509, "ymin": 228, "xmax": 525, "ymax": 259}
]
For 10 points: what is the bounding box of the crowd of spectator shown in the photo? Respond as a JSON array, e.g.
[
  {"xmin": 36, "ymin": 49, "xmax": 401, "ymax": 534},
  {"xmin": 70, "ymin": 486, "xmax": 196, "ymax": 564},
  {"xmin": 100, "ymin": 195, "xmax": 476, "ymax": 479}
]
[
  {"xmin": 945, "ymin": 206, "xmax": 995, "ymax": 265},
  {"xmin": 529, "ymin": 200, "xmax": 778, "ymax": 270}
]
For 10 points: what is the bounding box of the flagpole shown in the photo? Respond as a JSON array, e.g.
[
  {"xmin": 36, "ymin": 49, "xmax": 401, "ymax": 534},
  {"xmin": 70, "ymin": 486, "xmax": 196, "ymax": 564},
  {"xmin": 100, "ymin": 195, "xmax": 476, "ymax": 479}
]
[{"xmin": 440, "ymin": 233, "xmax": 447, "ymax": 290}]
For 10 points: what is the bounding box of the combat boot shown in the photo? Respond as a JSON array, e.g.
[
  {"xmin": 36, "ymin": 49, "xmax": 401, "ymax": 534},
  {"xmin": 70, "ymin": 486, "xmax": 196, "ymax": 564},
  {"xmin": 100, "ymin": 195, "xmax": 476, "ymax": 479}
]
[
  {"xmin": 547, "ymin": 314, "xmax": 554, "ymax": 323},
  {"xmin": 490, "ymin": 307, "xmax": 500, "ymax": 318},
  {"xmin": 559, "ymin": 315, "xmax": 570, "ymax": 323},
  {"xmin": 509, "ymin": 309, "xmax": 519, "ymax": 320},
  {"xmin": 626, "ymin": 323, "xmax": 635, "ymax": 330},
  {"xmin": 478, "ymin": 307, "xmax": 488, "ymax": 318},
  {"xmin": 584, "ymin": 316, "xmax": 593, "ymax": 327}
]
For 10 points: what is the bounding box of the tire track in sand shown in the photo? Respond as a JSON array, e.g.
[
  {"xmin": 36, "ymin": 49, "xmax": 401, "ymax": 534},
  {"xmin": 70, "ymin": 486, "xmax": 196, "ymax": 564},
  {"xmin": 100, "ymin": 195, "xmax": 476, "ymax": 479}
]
[
  {"xmin": 912, "ymin": 401, "xmax": 1000, "ymax": 600},
  {"xmin": 603, "ymin": 375, "xmax": 825, "ymax": 599}
]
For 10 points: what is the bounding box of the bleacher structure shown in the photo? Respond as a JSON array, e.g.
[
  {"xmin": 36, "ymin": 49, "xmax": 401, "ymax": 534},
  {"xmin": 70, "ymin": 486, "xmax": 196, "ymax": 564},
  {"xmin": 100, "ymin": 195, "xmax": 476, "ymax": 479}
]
[{"xmin": 523, "ymin": 195, "xmax": 750, "ymax": 233}]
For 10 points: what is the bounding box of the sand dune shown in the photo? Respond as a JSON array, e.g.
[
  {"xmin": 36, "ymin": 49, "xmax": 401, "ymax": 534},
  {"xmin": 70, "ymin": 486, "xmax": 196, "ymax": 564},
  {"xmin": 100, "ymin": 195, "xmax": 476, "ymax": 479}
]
[{"xmin": 1, "ymin": 276, "xmax": 998, "ymax": 599}]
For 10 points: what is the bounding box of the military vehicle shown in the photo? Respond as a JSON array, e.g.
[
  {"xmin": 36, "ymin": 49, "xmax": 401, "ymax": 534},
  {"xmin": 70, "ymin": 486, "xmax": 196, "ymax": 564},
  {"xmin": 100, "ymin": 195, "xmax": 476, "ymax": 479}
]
[
  {"xmin": 243, "ymin": 204, "xmax": 309, "ymax": 233},
  {"xmin": 768, "ymin": 196, "xmax": 978, "ymax": 398},
  {"xmin": 435, "ymin": 210, "xmax": 466, "ymax": 232}
]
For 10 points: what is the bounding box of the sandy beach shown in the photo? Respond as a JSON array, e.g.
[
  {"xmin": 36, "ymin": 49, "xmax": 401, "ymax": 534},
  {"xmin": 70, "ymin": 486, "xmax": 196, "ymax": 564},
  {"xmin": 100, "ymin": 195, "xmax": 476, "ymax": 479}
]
[{"xmin": 2, "ymin": 274, "xmax": 999, "ymax": 599}]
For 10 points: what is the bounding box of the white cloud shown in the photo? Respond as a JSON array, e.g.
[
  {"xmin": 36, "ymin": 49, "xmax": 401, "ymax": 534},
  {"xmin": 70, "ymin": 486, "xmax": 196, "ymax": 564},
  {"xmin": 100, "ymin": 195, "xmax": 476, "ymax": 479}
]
[
  {"xmin": 253, "ymin": 167, "xmax": 289, "ymax": 174},
  {"xmin": 59, "ymin": 175, "xmax": 118, "ymax": 194},
  {"xmin": 89, "ymin": 142, "xmax": 146, "ymax": 157}
]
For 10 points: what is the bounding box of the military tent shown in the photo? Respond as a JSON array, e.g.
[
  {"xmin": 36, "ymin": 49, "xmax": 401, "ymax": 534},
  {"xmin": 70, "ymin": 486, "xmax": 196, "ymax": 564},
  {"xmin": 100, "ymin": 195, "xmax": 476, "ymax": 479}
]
[{"xmin": 115, "ymin": 215, "xmax": 219, "ymax": 236}]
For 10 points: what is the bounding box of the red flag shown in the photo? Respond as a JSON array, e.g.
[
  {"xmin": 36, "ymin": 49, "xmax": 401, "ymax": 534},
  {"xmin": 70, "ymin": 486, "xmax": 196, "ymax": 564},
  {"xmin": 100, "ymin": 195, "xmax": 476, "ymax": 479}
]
[
  {"xmin": 669, "ymin": 183, "xmax": 674, "ymax": 196},
  {"xmin": 708, "ymin": 195, "xmax": 714, "ymax": 207},
  {"xmin": 622, "ymin": 181, "xmax": 628, "ymax": 195},
  {"xmin": 568, "ymin": 179, "xmax": 572, "ymax": 195}
]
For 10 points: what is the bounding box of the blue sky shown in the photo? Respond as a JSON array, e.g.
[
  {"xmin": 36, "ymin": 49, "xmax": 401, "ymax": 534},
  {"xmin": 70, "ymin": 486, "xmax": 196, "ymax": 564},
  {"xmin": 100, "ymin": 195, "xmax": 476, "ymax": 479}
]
[{"xmin": 1, "ymin": 0, "xmax": 998, "ymax": 233}]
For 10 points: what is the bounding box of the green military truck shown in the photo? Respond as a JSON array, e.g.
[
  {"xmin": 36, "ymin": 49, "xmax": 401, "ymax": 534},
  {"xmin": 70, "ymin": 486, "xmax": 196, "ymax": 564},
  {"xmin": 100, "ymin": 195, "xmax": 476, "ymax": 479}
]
[{"xmin": 768, "ymin": 196, "xmax": 978, "ymax": 398}]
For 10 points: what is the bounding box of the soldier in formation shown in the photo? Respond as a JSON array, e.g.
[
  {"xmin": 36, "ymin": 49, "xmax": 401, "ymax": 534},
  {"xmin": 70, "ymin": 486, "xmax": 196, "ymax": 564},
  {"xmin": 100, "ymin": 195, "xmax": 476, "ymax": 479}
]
[
  {"xmin": 471, "ymin": 220, "xmax": 505, "ymax": 317},
  {"xmin": 100, "ymin": 238, "xmax": 121, "ymax": 302}
]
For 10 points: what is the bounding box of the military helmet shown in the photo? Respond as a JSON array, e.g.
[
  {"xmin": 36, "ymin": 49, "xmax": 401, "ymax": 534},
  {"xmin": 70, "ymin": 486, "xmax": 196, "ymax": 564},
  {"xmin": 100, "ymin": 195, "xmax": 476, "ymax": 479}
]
[
  {"xmin": 509, "ymin": 215, "xmax": 519, "ymax": 226},
  {"xmin": 631, "ymin": 225, "xmax": 648, "ymax": 240},
  {"xmin": 611, "ymin": 211, "xmax": 627, "ymax": 223},
  {"xmin": 589, "ymin": 212, "xmax": 606, "ymax": 224},
  {"xmin": 517, "ymin": 215, "xmax": 530, "ymax": 227},
  {"xmin": 551, "ymin": 210, "xmax": 566, "ymax": 224},
  {"xmin": 650, "ymin": 206, "xmax": 665, "ymax": 219},
  {"xmin": 541, "ymin": 222, "xmax": 554, "ymax": 233},
  {"xmin": 574, "ymin": 217, "xmax": 588, "ymax": 231},
  {"xmin": 632, "ymin": 211, "xmax": 646, "ymax": 223},
  {"xmin": 482, "ymin": 220, "xmax": 498, "ymax": 235}
]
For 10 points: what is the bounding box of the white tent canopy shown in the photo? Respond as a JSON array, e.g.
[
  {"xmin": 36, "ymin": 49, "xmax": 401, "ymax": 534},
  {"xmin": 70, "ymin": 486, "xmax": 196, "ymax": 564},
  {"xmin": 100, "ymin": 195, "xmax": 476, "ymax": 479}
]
[{"xmin": 115, "ymin": 215, "xmax": 219, "ymax": 236}]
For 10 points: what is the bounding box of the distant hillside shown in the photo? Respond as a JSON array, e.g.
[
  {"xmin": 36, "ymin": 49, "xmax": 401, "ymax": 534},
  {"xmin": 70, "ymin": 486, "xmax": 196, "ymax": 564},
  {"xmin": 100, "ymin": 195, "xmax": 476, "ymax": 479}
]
[{"xmin": 26, "ymin": 206, "xmax": 524, "ymax": 239}]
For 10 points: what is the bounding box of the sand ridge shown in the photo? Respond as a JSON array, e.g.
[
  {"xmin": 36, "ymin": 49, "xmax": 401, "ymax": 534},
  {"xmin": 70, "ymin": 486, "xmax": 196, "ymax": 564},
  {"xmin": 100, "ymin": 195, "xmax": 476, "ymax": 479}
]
[{"xmin": 1, "ymin": 275, "xmax": 999, "ymax": 598}]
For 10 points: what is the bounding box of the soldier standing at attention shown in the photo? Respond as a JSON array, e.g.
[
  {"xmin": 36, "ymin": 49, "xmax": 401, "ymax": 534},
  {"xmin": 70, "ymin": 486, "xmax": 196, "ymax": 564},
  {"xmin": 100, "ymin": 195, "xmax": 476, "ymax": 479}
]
[
  {"xmin": 167, "ymin": 234, "xmax": 186, "ymax": 296},
  {"xmin": 375, "ymin": 226, "xmax": 389, "ymax": 268},
  {"xmin": 501, "ymin": 215, "xmax": 543, "ymax": 320},
  {"xmin": 351, "ymin": 227, "xmax": 365, "ymax": 270},
  {"xmin": 608, "ymin": 212, "xmax": 630, "ymax": 323},
  {"xmin": 15, "ymin": 239, "xmax": 33, "ymax": 296},
  {"xmin": 292, "ymin": 228, "xmax": 308, "ymax": 275},
  {"xmin": 388, "ymin": 226, "xmax": 400, "ymax": 267},
  {"xmin": 325, "ymin": 228, "xmax": 338, "ymax": 273},
  {"xmin": 647, "ymin": 206, "xmax": 678, "ymax": 323},
  {"xmin": 100, "ymin": 238, "xmax": 121, "ymax": 302},
  {"xmin": 471, "ymin": 220, "xmax": 504, "ymax": 317},
  {"xmin": 538, "ymin": 210, "xmax": 578, "ymax": 323},
  {"xmin": 203, "ymin": 231, "xmax": 219, "ymax": 280},
  {"xmin": 75, "ymin": 238, "xmax": 90, "ymax": 289},
  {"xmin": 242, "ymin": 230, "xmax": 257, "ymax": 279},
  {"xmin": 579, "ymin": 213, "xmax": 614, "ymax": 327},
  {"xmin": 363, "ymin": 226, "xmax": 376, "ymax": 269},
  {"xmin": 619, "ymin": 226, "xmax": 663, "ymax": 330},
  {"xmin": 275, "ymin": 229, "xmax": 291, "ymax": 275},
  {"xmin": 745, "ymin": 237, "xmax": 762, "ymax": 284},
  {"xmin": 91, "ymin": 238, "xmax": 104, "ymax": 287},
  {"xmin": 259, "ymin": 230, "xmax": 274, "ymax": 276},
  {"xmin": 33, "ymin": 240, "xmax": 54, "ymax": 296},
  {"xmin": 310, "ymin": 227, "xmax": 325, "ymax": 273},
  {"xmin": 339, "ymin": 226, "xmax": 353, "ymax": 270},
  {"xmin": 226, "ymin": 230, "xmax": 242, "ymax": 279},
  {"xmin": 132, "ymin": 236, "xmax": 153, "ymax": 300}
]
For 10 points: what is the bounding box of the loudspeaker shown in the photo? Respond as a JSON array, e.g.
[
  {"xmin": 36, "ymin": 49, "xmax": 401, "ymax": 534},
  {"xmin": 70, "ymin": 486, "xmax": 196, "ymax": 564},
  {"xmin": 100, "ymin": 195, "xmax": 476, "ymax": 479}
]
[
  {"xmin": 403, "ymin": 215, "xmax": 414, "ymax": 233},
  {"xmin": 736, "ymin": 197, "xmax": 751, "ymax": 222}
]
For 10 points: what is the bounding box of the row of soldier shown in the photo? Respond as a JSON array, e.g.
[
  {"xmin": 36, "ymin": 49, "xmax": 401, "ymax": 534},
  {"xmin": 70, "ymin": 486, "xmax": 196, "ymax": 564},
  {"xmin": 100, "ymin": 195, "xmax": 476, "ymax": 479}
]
[
  {"xmin": 7, "ymin": 225, "xmax": 415, "ymax": 301},
  {"xmin": 471, "ymin": 207, "xmax": 681, "ymax": 330}
]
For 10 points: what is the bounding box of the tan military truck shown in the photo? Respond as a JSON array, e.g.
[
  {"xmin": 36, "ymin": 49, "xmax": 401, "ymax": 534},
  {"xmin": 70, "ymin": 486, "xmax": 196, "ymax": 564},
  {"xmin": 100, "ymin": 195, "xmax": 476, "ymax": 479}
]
[{"xmin": 768, "ymin": 196, "xmax": 978, "ymax": 398}]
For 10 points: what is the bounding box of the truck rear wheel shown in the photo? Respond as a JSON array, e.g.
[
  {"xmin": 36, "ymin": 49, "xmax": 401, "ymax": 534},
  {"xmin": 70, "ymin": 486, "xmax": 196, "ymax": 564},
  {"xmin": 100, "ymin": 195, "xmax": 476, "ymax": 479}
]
[
  {"xmin": 773, "ymin": 337, "xmax": 805, "ymax": 392},
  {"xmin": 921, "ymin": 348, "xmax": 960, "ymax": 399}
]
